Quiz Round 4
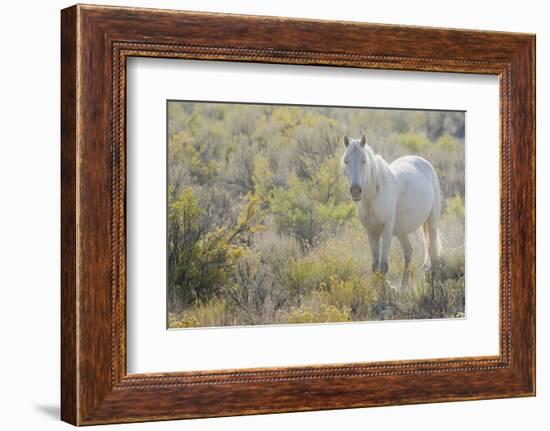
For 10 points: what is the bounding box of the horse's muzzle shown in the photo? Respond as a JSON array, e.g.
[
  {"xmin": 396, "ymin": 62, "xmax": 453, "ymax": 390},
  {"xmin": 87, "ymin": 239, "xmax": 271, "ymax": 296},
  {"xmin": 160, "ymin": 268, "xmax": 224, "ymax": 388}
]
[{"xmin": 350, "ymin": 185, "xmax": 362, "ymax": 201}]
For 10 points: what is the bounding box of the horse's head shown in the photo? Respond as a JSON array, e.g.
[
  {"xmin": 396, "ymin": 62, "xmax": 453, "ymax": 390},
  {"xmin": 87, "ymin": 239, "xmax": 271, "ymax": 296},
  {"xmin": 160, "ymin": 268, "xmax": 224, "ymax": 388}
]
[{"xmin": 341, "ymin": 134, "xmax": 369, "ymax": 201}]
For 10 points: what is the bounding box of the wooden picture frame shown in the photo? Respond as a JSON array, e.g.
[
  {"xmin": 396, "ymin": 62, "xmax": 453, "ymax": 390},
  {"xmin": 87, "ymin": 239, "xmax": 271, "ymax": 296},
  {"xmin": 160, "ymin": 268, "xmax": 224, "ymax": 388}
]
[{"xmin": 61, "ymin": 4, "xmax": 535, "ymax": 425}]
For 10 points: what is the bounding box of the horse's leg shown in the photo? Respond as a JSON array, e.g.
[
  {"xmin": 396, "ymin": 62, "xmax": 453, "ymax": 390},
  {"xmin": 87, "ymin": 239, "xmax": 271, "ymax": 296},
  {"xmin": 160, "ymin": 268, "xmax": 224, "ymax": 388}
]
[
  {"xmin": 397, "ymin": 234, "xmax": 413, "ymax": 288},
  {"xmin": 367, "ymin": 229, "xmax": 381, "ymax": 273},
  {"xmin": 379, "ymin": 223, "xmax": 394, "ymax": 274}
]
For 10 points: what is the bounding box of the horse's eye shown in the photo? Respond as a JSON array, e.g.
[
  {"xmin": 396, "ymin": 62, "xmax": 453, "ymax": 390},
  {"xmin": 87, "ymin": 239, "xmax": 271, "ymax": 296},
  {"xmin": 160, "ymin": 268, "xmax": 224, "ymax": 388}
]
[
  {"xmin": 362, "ymin": 160, "xmax": 366, "ymax": 164},
  {"xmin": 344, "ymin": 160, "xmax": 348, "ymax": 164}
]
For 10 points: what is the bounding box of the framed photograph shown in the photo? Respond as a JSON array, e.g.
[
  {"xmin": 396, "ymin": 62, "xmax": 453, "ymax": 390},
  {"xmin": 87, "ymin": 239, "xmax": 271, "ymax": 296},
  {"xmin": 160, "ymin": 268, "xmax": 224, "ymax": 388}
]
[{"xmin": 61, "ymin": 4, "xmax": 535, "ymax": 425}]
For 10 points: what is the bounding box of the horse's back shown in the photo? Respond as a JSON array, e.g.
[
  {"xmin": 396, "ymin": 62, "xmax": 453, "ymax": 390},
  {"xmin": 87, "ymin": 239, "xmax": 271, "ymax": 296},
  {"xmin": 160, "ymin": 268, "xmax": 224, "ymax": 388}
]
[{"xmin": 390, "ymin": 155, "xmax": 436, "ymax": 181}]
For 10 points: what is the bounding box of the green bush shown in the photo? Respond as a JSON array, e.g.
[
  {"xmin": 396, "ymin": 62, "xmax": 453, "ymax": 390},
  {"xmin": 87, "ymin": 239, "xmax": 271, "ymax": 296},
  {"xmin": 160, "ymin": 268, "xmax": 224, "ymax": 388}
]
[
  {"xmin": 285, "ymin": 226, "xmax": 369, "ymax": 299},
  {"xmin": 436, "ymin": 133, "xmax": 458, "ymax": 153},
  {"xmin": 167, "ymin": 187, "xmax": 261, "ymax": 312},
  {"xmin": 317, "ymin": 276, "xmax": 375, "ymax": 321},
  {"xmin": 267, "ymin": 156, "xmax": 355, "ymax": 244},
  {"xmin": 444, "ymin": 194, "xmax": 465, "ymax": 220},
  {"xmin": 398, "ymin": 132, "xmax": 431, "ymax": 153},
  {"xmin": 389, "ymin": 250, "xmax": 465, "ymax": 320}
]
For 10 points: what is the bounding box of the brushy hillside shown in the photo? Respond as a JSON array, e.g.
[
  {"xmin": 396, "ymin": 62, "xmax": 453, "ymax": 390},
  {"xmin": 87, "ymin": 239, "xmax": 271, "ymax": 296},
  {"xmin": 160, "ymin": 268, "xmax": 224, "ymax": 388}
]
[{"xmin": 167, "ymin": 102, "xmax": 465, "ymax": 328}]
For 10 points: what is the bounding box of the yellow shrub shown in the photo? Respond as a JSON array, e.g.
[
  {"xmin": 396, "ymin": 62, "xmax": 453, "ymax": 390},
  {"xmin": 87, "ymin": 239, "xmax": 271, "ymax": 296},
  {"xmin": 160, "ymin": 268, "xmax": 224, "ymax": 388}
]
[
  {"xmin": 167, "ymin": 312, "xmax": 200, "ymax": 328},
  {"xmin": 168, "ymin": 298, "xmax": 228, "ymax": 328},
  {"xmin": 317, "ymin": 276, "xmax": 374, "ymax": 320},
  {"xmin": 283, "ymin": 303, "xmax": 351, "ymax": 324}
]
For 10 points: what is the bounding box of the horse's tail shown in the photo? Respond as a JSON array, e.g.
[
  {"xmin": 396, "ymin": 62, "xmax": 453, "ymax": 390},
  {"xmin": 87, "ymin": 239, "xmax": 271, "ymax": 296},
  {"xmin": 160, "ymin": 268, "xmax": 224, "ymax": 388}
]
[
  {"xmin": 419, "ymin": 226, "xmax": 429, "ymax": 269},
  {"xmin": 421, "ymin": 167, "xmax": 442, "ymax": 268}
]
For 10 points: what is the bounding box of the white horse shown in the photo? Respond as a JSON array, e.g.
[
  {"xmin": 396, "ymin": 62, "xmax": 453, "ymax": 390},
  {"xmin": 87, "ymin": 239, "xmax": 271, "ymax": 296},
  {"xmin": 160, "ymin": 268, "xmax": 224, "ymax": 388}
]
[{"xmin": 341, "ymin": 134, "xmax": 442, "ymax": 287}]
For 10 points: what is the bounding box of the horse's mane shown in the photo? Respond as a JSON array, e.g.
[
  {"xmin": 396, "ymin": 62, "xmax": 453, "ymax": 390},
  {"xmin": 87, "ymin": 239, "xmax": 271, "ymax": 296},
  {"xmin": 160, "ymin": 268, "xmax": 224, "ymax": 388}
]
[
  {"xmin": 365, "ymin": 145, "xmax": 394, "ymax": 199},
  {"xmin": 364, "ymin": 145, "xmax": 381, "ymax": 197}
]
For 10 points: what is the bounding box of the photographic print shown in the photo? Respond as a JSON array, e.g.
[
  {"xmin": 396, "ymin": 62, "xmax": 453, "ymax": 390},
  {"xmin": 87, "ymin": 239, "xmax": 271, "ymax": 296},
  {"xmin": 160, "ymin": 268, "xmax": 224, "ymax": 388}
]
[{"xmin": 167, "ymin": 101, "xmax": 465, "ymax": 329}]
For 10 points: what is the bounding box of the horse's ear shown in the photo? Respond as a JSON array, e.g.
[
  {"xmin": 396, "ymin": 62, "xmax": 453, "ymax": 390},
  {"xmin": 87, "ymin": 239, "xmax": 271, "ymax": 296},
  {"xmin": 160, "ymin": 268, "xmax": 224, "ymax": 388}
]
[
  {"xmin": 360, "ymin": 134, "xmax": 367, "ymax": 148},
  {"xmin": 344, "ymin": 135, "xmax": 350, "ymax": 147}
]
